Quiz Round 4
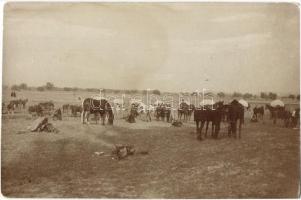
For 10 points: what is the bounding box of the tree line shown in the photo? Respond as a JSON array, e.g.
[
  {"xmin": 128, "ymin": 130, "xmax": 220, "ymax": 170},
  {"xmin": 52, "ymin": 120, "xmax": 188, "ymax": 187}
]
[
  {"xmin": 7, "ymin": 82, "xmax": 299, "ymax": 100},
  {"xmin": 9, "ymin": 82, "xmax": 162, "ymax": 96}
]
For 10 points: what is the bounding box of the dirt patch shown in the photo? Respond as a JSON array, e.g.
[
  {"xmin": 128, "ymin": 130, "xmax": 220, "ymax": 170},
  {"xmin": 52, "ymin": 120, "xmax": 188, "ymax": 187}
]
[{"xmin": 1, "ymin": 116, "xmax": 300, "ymax": 198}]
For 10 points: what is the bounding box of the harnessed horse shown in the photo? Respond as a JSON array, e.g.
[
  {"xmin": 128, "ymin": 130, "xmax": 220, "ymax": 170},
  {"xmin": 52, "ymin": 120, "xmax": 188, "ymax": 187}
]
[{"xmin": 81, "ymin": 98, "xmax": 114, "ymax": 125}]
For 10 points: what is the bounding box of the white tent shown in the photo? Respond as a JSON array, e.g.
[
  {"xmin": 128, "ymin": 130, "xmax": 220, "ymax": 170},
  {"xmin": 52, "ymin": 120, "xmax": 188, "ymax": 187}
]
[
  {"xmin": 113, "ymin": 99, "xmax": 124, "ymax": 104},
  {"xmin": 130, "ymin": 99, "xmax": 142, "ymax": 105},
  {"xmin": 200, "ymin": 99, "xmax": 215, "ymax": 106},
  {"xmin": 270, "ymin": 99, "xmax": 285, "ymax": 107},
  {"xmin": 154, "ymin": 100, "xmax": 163, "ymax": 105},
  {"xmin": 91, "ymin": 95, "xmax": 104, "ymax": 100},
  {"xmin": 238, "ymin": 99, "xmax": 249, "ymax": 107}
]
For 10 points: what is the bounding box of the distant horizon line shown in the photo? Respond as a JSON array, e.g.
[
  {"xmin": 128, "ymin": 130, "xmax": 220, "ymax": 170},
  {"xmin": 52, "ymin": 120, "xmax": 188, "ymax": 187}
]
[{"xmin": 2, "ymin": 82, "xmax": 300, "ymax": 96}]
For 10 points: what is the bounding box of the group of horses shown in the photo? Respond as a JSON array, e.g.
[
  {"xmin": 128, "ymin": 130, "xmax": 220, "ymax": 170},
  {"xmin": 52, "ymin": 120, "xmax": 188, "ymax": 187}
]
[
  {"xmin": 250, "ymin": 104, "xmax": 299, "ymax": 128},
  {"xmin": 79, "ymin": 97, "xmax": 300, "ymax": 139},
  {"xmin": 2, "ymin": 99, "xmax": 28, "ymax": 114},
  {"xmin": 62, "ymin": 104, "xmax": 82, "ymax": 117},
  {"xmin": 178, "ymin": 102, "xmax": 195, "ymax": 122},
  {"xmin": 3, "ymin": 94, "xmax": 299, "ymax": 141},
  {"xmin": 193, "ymin": 100, "xmax": 244, "ymax": 140},
  {"xmin": 28, "ymin": 101, "xmax": 55, "ymax": 116},
  {"xmin": 265, "ymin": 104, "xmax": 299, "ymax": 128},
  {"xmin": 155, "ymin": 103, "xmax": 172, "ymax": 122}
]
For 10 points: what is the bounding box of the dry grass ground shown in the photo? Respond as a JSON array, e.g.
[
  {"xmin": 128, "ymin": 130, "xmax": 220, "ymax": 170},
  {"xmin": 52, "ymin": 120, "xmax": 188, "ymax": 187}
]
[
  {"xmin": 1, "ymin": 112, "xmax": 300, "ymax": 198},
  {"xmin": 1, "ymin": 90, "xmax": 300, "ymax": 198}
]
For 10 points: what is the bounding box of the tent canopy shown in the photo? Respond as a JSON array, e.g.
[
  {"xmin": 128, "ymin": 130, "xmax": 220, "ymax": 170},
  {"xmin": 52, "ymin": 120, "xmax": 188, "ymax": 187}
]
[
  {"xmin": 238, "ymin": 99, "xmax": 249, "ymax": 107},
  {"xmin": 200, "ymin": 99, "xmax": 215, "ymax": 106},
  {"xmin": 270, "ymin": 99, "xmax": 285, "ymax": 107}
]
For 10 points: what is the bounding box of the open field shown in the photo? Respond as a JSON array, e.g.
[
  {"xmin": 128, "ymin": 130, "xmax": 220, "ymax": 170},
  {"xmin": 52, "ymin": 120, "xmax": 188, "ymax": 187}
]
[
  {"xmin": 1, "ymin": 90, "xmax": 300, "ymax": 198},
  {"xmin": 2, "ymin": 89, "xmax": 300, "ymax": 109}
]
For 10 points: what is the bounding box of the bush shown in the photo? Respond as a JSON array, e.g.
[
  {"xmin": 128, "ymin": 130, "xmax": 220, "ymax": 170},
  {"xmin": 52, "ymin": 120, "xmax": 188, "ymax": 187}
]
[
  {"xmin": 63, "ymin": 87, "xmax": 73, "ymax": 91},
  {"xmin": 129, "ymin": 89, "xmax": 138, "ymax": 94},
  {"xmin": 19, "ymin": 83, "xmax": 28, "ymax": 90},
  {"xmin": 45, "ymin": 82, "xmax": 54, "ymax": 90},
  {"xmin": 11, "ymin": 85, "xmax": 20, "ymax": 91},
  {"xmin": 11, "ymin": 83, "xmax": 28, "ymax": 91},
  {"xmin": 86, "ymin": 88, "xmax": 98, "ymax": 92},
  {"xmin": 153, "ymin": 89, "xmax": 161, "ymax": 95},
  {"xmin": 288, "ymin": 94, "xmax": 295, "ymax": 100},
  {"xmin": 260, "ymin": 92, "xmax": 268, "ymax": 99},
  {"xmin": 232, "ymin": 92, "xmax": 242, "ymax": 98},
  {"xmin": 243, "ymin": 93, "xmax": 253, "ymax": 99},
  {"xmin": 37, "ymin": 86, "xmax": 45, "ymax": 91},
  {"xmin": 113, "ymin": 90, "xmax": 121, "ymax": 94},
  {"xmin": 268, "ymin": 92, "xmax": 277, "ymax": 100}
]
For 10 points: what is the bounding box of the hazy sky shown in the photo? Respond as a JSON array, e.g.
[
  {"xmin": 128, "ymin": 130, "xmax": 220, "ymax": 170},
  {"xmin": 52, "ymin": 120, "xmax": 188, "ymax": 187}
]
[{"xmin": 3, "ymin": 3, "xmax": 300, "ymax": 94}]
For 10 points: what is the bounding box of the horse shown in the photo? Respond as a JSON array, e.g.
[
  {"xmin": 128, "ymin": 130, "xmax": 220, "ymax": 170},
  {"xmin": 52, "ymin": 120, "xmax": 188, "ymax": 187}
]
[
  {"xmin": 154, "ymin": 103, "xmax": 171, "ymax": 122},
  {"xmin": 11, "ymin": 99, "xmax": 28, "ymax": 109},
  {"xmin": 28, "ymin": 104, "xmax": 43, "ymax": 116},
  {"xmin": 265, "ymin": 104, "xmax": 276, "ymax": 120},
  {"xmin": 253, "ymin": 106, "xmax": 264, "ymax": 120},
  {"xmin": 81, "ymin": 98, "xmax": 114, "ymax": 125},
  {"xmin": 194, "ymin": 101, "xmax": 224, "ymax": 140},
  {"xmin": 221, "ymin": 104, "xmax": 229, "ymax": 122},
  {"xmin": 228, "ymin": 99, "xmax": 244, "ymax": 139},
  {"xmin": 38, "ymin": 101, "xmax": 55, "ymax": 111},
  {"xmin": 8, "ymin": 99, "xmax": 22, "ymax": 110},
  {"xmin": 20, "ymin": 99, "xmax": 28, "ymax": 109},
  {"xmin": 155, "ymin": 104, "xmax": 163, "ymax": 121},
  {"xmin": 62, "ymin": 104, "xmax": 70, "ymax": 113},
  {"xmin": 70, "ymin": 105, "xmax": 82, "ymax": 117},
  {"xmin": 178, "ymin": 102, "xmax": 189, "ymax": 122},
  {"xmin": 7, "ymin": 102, "xmax": 16, "ymax": 114},
  {"xmin": 265, "ymin": 104, "xmax": 291, "ymax": 126},
  {"xmin": 275, "ymin": 107, "xmax": 292, "ymax": 127}
]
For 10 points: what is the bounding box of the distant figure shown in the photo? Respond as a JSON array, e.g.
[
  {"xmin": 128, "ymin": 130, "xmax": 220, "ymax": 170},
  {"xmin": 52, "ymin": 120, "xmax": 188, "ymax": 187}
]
[
  {"xmin": 146, "ymin": 108, "xmax": 152, "ymax": 122},
  {"xmin": 11, "ymin": 91, "xmax": 16, "ymax": 98},
  {"xmin": 291, "ymin": 108, "xmax": 300, "ymax": 128}
]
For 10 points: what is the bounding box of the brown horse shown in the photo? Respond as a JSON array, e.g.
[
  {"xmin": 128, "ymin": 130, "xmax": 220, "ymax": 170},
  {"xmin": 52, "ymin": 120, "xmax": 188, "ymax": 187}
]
[
  {"xmin": 253, "ymin": 106, "xmax": 264, "ymax": 120},
  {"xmin": 194, "ymin": 101, "xmax": 224, "ymax": 140},
  {"xmin": 81, "ymin": 98, "xmax": 114, "ymax": 125},
  {"xmin": 70, "ymin": 105, "xmax": 82, "ymax": 117},
  {"xmin": 228, "ymin": 100, "xmax": 244, "ymax": 139}
]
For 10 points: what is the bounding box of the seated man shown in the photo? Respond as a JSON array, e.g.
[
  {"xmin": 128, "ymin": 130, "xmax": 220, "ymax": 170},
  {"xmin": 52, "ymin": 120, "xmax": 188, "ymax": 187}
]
[{"xmin": 53, "ymin": 108, "xmax": 62, "ymax": 120}]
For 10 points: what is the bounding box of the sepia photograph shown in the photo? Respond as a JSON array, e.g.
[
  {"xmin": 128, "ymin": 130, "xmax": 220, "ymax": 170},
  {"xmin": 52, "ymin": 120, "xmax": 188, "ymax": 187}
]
[{"xmin": 1, "ymin": 2, "xmax": 300, "ymax": 198}]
